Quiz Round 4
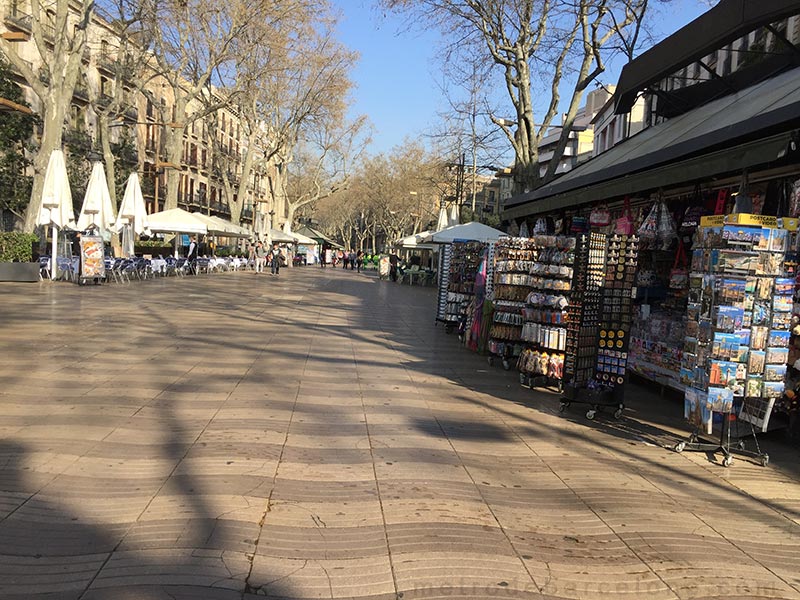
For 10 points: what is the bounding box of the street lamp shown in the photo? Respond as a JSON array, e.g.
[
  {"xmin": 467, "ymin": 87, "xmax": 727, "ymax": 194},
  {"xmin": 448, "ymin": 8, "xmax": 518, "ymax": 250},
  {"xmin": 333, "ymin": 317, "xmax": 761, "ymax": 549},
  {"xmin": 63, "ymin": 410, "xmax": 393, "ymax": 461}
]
[{"xmin": 267, "ymin": 209, "xmax": 275, "ymax": 248}]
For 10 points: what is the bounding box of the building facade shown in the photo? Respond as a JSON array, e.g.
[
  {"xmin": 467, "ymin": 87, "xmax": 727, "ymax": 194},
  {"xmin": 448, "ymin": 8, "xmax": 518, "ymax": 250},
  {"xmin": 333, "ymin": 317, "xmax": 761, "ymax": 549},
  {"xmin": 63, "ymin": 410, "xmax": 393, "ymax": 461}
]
[{"xmin": 0, "ymin": 0, "xmax": 278, "ymax": 233}]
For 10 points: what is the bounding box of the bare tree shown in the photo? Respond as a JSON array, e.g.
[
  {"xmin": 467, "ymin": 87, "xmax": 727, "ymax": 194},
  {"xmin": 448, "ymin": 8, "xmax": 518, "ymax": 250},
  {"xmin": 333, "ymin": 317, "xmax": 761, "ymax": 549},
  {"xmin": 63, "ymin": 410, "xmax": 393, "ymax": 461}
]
[
  {"xmin": 383, "ymin": 0, "xmax": 650, "ymax": 194},
  {"xmin": 230, "ymin": 5, "xmax": 366, "ymax": 231},
  {"xmin": 146, "ymin": 0, "xmax": 280, "ymax": 211},
  {"xmin": 1, "ymin": 0, "xmax": 95, "ymax": 231},
  {"xmin": 283, "ymin": 114, "xmax": 370, "ymax": 233}
]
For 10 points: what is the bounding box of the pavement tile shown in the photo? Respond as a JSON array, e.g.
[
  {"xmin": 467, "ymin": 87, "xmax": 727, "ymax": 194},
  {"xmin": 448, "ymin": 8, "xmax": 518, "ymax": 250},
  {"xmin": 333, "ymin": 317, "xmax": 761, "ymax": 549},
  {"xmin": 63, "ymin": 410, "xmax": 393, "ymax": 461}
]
[
  {"xmin": 1, "ymin": 270, "xmax": 799, "ymax": 600},
  {"xmin": 248, "ymin": 555, "xmax": 395, "ymax": 599}
]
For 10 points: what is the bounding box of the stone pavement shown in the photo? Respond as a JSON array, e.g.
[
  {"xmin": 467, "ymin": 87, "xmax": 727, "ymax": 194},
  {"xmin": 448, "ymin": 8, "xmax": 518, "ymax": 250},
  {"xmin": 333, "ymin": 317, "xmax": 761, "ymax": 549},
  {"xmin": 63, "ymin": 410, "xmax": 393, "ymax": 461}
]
[{"xmin": 0, "ymin": 267, "xmax": 799, "ymax": 600}]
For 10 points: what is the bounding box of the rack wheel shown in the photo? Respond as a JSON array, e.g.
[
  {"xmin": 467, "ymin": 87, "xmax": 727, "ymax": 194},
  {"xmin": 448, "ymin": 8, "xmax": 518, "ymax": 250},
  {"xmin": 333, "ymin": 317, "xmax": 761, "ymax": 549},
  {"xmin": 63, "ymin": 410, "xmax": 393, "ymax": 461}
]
[
  {"xmin": 737, "ymin": 440, "xmax": 746, "ymax": 451},
  {"xmin": 613, "ymin": 407, "xmax": 624, "ymax": 420},
  {"xmin": 673, "ymin": 441, "xmax": 686, "ymax": 453},
  {"xmin": 761, "ymin": 454, "xmax": 769, "ymax": 467},
  {"xmin": 487, "ymin": 356, "xmax": 494, "ymax": 366},
  {"xmin": 586, "ymin": 409, "xmax": 596, "ymax": 420},
  {"xmin": 502, "ymin": 359, "xmax": 511, "ymax": 371},
  {"xmin": 722, "ymin": 455, "xmax": 733, "ymax": 468},
  {"xmin": 559, "ymin": 402, "xmax": 568, "ymax": 413}
]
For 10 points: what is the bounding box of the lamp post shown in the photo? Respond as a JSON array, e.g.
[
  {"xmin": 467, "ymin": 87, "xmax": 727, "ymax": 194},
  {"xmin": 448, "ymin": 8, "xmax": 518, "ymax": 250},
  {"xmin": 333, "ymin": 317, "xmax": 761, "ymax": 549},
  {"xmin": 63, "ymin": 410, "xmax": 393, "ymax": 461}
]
[{"xmin": 267, "ymin": 209, "xmax": 275, "ymax": 248}]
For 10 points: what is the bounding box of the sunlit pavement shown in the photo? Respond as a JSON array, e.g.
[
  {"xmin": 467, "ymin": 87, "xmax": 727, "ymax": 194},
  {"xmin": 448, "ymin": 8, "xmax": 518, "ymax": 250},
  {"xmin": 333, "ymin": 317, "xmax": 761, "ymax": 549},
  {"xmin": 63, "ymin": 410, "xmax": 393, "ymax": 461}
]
[{"xmin": 1, "ymin": 267, "xmax": 799, "ymax": 600}]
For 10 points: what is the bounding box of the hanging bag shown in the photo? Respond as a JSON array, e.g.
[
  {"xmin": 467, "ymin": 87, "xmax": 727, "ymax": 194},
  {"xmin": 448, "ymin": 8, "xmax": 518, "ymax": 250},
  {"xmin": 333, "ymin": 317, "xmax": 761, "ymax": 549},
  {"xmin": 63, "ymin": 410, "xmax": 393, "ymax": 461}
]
[
  {"xmin": 669, "ymin": 240, "xmax": 689, "ymax": 290},
  {"xmin": 657, "ymin": 201, "xmax": 677, "ymax": 246},
  {"xmin": 614, "ymin": 197, "xmax": 634, "ymax": 235},
  {"xmin": 589, "ymin": 203, "xmax": 611, "ymax": 228},
  {"xmin": 570, "ymin": 215, "xmax": 588, "ymax": 233},
  {"xmin": 679, "ymin": 186, "xmax": 706, "ymax": 235},
  {"xmin": 637, "ymin": 202, "xmax": 660, "ymax": 243}
]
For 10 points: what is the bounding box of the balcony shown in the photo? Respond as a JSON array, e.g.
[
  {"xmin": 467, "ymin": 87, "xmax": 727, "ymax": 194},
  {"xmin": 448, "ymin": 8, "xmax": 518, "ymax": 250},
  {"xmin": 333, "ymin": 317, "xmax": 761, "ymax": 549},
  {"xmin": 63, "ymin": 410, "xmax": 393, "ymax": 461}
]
[
  {"xmin": 97, "ymin": 94, "xmax": 114, "ymax": 110},
  {"xmin": 116, "ymin": 106, "xmax": 136, "ymax": 122},
  {"xmin": 97, "ymin": 53, "xmax": 116, "ymax": 75},
  {"xmin": 73, "ymin": 82, "xmax": 89, "ymax": 103},
  {"xmin": 3, "ymin": 4, "xmax": 32, "ymax": 34},
  {"xmin": 241, "ymin": 208, "xmax": 253, "ymax": 221}
]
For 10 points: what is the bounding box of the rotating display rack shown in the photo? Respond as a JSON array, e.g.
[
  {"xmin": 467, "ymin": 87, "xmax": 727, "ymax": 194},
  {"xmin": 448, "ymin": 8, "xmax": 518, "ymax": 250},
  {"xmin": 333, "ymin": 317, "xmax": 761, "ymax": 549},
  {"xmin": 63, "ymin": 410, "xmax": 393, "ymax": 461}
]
[
  {"xmin": 674, "ymin": 214, "xmax": 795, "ymax": 467},
  {"xmin": 560, "ymin": 232, "xmax": 640, "ymax": 420}
]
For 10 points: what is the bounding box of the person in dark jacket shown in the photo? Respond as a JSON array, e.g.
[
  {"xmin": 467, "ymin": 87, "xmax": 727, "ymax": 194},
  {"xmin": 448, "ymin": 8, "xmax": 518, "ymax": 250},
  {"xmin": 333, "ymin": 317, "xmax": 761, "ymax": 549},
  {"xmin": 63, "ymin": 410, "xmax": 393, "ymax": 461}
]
[{"xmin": 186, "ymin": 235, "xmax": 198, "ymax": 274}]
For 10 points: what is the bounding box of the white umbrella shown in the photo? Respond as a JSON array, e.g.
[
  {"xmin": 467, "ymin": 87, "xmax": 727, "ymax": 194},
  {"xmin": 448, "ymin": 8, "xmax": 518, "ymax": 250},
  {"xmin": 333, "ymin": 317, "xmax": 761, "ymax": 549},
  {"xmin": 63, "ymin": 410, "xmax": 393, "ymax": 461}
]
[
  {"xmin": 36, "ymin": 150, "xmax": 75, "ymax": 279},
  {"xmin": 448, "ymin": 203, "xmax": 460, "ymax": 227},
  {"xmin": 77, "ymin": 162, "xmax": 116, "ymax": 240},
  {"xmin": 435, "ymin": 206, "xmax": 449, "ymax": 231},
  {"xmin": 116, "ymin": 173, "xmax": 150, "ymax": 257}
]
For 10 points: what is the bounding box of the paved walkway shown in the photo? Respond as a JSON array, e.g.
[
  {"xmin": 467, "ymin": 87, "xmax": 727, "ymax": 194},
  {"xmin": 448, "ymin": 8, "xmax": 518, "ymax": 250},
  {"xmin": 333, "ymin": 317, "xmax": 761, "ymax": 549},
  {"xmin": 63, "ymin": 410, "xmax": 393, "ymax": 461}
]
[{"xmin": 1, "ymin": 267, "xmax": 799, "ymax": 600}]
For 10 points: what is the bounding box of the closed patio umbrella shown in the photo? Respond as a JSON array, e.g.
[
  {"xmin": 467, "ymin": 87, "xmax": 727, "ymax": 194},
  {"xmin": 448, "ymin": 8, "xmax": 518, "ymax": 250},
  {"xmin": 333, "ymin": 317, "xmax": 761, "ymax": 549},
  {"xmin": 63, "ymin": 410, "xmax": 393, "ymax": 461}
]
[
  {"xmin": 36, "ymin": 150, "xmax": 75, "ymax": 279},
  {"xmin": 116, "ymin": 173, "xmax": 150, "ymax": 257},
  {"xmin": 77, "ymin": 162, "xmax": 116, "ymax": 240},
  {"xmin": 448, "ymin": 203, "xmax": 460, "ymax": 227}
]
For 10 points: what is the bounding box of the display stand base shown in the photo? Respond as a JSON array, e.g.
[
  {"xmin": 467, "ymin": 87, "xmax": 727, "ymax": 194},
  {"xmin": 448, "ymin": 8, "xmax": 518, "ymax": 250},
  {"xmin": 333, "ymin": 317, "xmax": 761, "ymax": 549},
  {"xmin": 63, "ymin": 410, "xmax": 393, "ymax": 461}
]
[
  {"xmin": 520, "ymin": 373, "xmax": 564, "ymax": 393},
  {"xmin": 559, "ymin": 384, "xmax": 625, "ymax": 420},
  {"xmin": 672, "ymin": 419, "xmax": 769, "ymax": 467}
]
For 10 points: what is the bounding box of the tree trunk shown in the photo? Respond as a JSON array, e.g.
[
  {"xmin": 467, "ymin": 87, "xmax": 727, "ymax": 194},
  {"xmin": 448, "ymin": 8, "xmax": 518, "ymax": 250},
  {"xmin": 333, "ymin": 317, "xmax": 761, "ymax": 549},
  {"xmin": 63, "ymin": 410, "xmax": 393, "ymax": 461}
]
[
  {"xmin": 23, "ymin": 95, "xmax": 67, "ymax": 232},
  {"xmin": 164, "ymin": 122, "xmax": 185, "ymax": 210}
]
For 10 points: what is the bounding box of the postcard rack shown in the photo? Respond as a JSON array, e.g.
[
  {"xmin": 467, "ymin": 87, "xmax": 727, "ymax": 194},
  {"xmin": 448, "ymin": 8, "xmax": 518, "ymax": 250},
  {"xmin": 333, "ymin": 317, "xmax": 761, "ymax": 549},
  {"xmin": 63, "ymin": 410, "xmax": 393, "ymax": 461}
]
[{"xmin": 674, "ymin": 214, "xmax": 794, "ymax": 466}]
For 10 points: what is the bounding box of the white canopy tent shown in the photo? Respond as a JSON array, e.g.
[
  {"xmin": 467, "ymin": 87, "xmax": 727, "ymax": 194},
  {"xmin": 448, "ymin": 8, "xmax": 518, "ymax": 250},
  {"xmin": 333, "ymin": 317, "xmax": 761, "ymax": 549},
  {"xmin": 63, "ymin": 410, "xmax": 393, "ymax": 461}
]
[
  {"xmin": 394, "ymin": 231, "xmax": 438, "ymax": 251},
  {"xmin": 191, "ymin": 212, "xmax": 251, "ymax": 238},
  {"xmin": 291, "ymin": 231, "xmax": 317, "ymax": 246},
  {"xmin": 146, "ymin": 208, "xmax": 208, "ymax": 235},
  {"xmin": 270, "ymin": 228, "xmax": 296, "ymax": 244},
  {"xmin": 423, "ymin": 221, "xmax": 507, "ymax": 244}
]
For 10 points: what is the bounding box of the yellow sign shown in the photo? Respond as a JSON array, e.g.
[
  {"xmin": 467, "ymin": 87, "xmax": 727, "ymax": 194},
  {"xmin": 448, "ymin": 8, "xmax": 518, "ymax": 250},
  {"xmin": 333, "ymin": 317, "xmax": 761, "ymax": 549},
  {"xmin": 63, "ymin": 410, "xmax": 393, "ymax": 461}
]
[
  {"xmin": 699, "ymin": 215, "xmax": 725, "ymax": 227},
  {"xmin": 699, "ymin": 214, "xmax": 794, "ymax": 229},
  {"xmin": 724, "ymin": 213, "xmax": 778, "ymax": 228}
]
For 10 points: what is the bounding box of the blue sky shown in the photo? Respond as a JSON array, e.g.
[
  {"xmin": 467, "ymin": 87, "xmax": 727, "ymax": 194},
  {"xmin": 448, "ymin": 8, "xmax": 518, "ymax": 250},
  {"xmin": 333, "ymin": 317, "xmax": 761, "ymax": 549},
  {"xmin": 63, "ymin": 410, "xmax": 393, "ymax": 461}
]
[{"xmin": 331, "ymin": 1, "xmax": 710, "ymax": 156}]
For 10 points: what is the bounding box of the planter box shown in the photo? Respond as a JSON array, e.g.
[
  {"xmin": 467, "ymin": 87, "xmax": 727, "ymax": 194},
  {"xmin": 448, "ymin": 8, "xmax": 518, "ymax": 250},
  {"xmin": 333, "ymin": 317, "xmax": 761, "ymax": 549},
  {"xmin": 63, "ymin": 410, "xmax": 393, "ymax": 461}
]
[{"xmin": 0, "ymin": 262, "xmax": 40, "ymax": 282}]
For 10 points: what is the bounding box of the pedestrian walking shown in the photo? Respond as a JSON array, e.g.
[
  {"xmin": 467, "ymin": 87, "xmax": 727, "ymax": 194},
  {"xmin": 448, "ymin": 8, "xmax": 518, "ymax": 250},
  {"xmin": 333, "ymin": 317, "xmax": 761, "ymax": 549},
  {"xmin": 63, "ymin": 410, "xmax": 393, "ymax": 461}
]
[
  {"xmin": 247, "ymin": 242, "xmax": 256, "ymax": 270},
  {"xmin": 270, "ymin": 243, "xmax": 282, "ymax": 275},
  {"xmin": 255, "ymin": 241, "xmax": 266, "ymax": 274},
  {"xmin": 356, "ymin": 249, "xmax": 363, "ymax": 273},
  {"xmin": 348, "ymin": 249, "xmax": 356, "ymax": 270},
  {"xmin": 389, "ymin": 253, "xmax": 399, "ymax": 282},
  {"xmin": 187, "ymin": 235, "xmax": 198, "ymax": 274}
]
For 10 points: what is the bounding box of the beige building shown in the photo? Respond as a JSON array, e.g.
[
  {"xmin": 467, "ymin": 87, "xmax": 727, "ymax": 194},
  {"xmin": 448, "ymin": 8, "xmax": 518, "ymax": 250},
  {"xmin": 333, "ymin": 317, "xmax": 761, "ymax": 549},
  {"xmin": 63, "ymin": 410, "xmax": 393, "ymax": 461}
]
[{"xmin": 1, "ymin": 0, "xmax": 277, "ymax": 234}]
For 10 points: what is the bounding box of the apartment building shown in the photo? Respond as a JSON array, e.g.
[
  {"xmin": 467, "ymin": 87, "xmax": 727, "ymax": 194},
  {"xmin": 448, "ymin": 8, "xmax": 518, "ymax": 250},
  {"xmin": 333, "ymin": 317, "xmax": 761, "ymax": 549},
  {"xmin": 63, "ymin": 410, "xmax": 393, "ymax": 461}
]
[{"xmin": 0, "ymin": 0, "xmax": 274, "ymax": 231}]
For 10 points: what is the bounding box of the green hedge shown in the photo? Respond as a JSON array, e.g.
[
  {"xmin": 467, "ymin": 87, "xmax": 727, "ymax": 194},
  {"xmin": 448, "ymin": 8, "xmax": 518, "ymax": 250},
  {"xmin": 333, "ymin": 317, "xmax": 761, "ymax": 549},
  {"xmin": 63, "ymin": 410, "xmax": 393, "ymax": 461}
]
[{"xmin": 0, "ymin": 232, "xmax": 39, "ymax": 262}]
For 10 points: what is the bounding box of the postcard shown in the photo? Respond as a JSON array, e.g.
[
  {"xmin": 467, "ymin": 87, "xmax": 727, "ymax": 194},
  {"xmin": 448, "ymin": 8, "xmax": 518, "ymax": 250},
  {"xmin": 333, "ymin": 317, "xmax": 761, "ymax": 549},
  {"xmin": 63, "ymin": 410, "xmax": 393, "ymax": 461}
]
[
  {"xmin": 766, "ymin": 346, "xmax": 789, "ymax": 364},
  {"xmin": 770, "ymin": 228, "xmax": 788, "ymax": 252},
  {"xmin": 773, "ymin": 295, "xmax": 793, "ymax": 313},
  {"xmin": 774, "ymin": 278, "xmax": 795, "ymax": 295},
  {"xmin": 771, "ymin": 312, "xmax": 792, "ymax": 330},
  {"xmin": 745, "ymin": 375, "xmax": 763, "ymax": 398},
  {"xmin": 750, "ymin": 326, "xmax": 769, "ymax": 350},
  {"xmin": 748, "ymin": 350, "xmax": 766, "ymax": 374},
  {"xmin": 707, "ymin": 387, "xmax": 734, "ymax": 413},
  {"xmin": 763, "ymin": 381, "xmax": 785, "ymax": 398},
  {"xmin": 764, "ymin": 364, "xmax": 787, "ymax": 382},
  {"xmin": 768, "ymin": 330, "xmax": 790, "ymax": 347},
  {"xmin": 715, "ymin": 306, "xmax": 744, "ymax": 332}
]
